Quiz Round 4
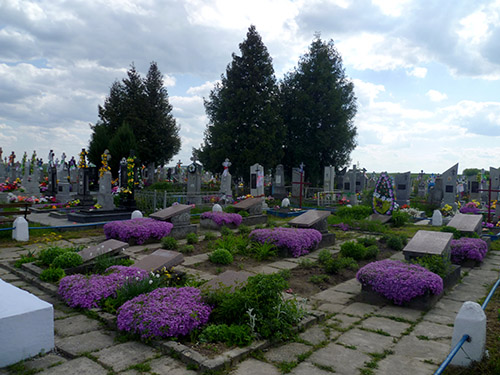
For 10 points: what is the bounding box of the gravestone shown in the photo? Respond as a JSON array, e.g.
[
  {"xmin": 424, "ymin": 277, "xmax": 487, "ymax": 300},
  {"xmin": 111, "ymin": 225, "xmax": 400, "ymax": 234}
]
[
  {"xmin": 490, "ymin": 167, "xmax": 500, "ymax": 202},
  {"xmin": 25, "ymin": 161, "xmax": 39, "ymax": 195},
  {"xmin": 468, "ymin": 176, "xmax": 480, "ymax": 201},
  {"xmin": 56, "ymin": 179, "xmax": 72, "ymax": 204},
  {"xmin": 356, "ymin": 168, "xmax": 367, "ymax": 192},
  {"xmin": 273, "ymin": 164, "xmax": 286, "ymax": 199},
  {"xmin": 187, "ymin": 157, "xmax": 202, "ymax": 205},
  {"xmin": 79, "ymin": 239, "xmax": 129, "ymax": 263},
  {"xmin": 149, "ymin": 203, "xmax": 196, "ymax": 238},
  {"xmin": 76, "ymin": 168, "xmax": 94, "ymax": 206},
  {"xmin": 442, "ymin": 163, "xmax": 459, "ymax": 205},
  {"xmin": 343, "ymin": 167, "xmax": 357, "ymax": 195},
  {"xmin": 323, "ymin": 166, "xmax": 335, "ymax": 192},
  {"xmin": 201, "ymin": 270, "xmax": 253, "ymax": 293},
  {"xmin": 133, "ymin": 249, "xmax": 184, "ymax": 272},
  {"xmin": 69, "ymin": 168, "xmax": 78, "ymax": 193},
  {"xmin": 291, "ymin": 167, "xmax": 302, "ymax": 199},
  {"xmin": 447, "ymin": 214, "xmax": 482, "ymax": 236},
  {"xmin": 394, "ymin": 171, "xmax": 411, "ymax": 207},
  {"xmin": 289, "ymin": 209, "xmax": 335, "ymax": 247},
  {"xmin": 417, "ymin": 171, "xmax": 427, "ymax": 198},
  {"xmin": 428, "ymin": 177, "xmax": 444, "ymax": 205},
  {"xmin": 250, "ymin": 163, "xmax": 264, "ymax": 197},
  {"xmin": 402, "ymin": 230, "xmax": 453, "ymax": 261},
  {"xmin": 219, "ymin": 158, "xmax": 232, "ymax": 202},
  {"xmin": 232, "ymin": 197, "xmax": 267, "ymax": 225},
  {"xmin": 147, "ymin": 162, "xmax": 155, "ymax": 186},
  {"xmin": 97, "ymin": 171, "xmax": 115, "ymax": 210},
  {"xmin": 47, "ymin": 166, "xmax": 57, "ymax": 196},
  {"xmin": 432, "ymin": 209, "xmax": 443, "ymax": 226},
  {"xmin": 0, "ymin": 279, "xmax": 54, "ymax": 367}
]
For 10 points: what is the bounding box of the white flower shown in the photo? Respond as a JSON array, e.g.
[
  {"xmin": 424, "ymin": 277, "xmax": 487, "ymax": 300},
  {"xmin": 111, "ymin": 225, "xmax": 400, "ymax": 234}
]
[
  {"xmin": 156, "ymin": 274, "xmax": 160, "ymax": 278},
  {"xmin": 135, "ymin": 277, "xmax": 139, "ymax": 281},
  {"xmin": 149, "ymin": 280, "xmax": 153, "ymax": 284}
]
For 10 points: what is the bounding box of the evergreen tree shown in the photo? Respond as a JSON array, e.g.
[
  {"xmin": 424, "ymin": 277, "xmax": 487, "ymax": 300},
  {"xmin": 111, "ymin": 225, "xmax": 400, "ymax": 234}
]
[
  {"xmin": 88, "ymin": 62, "xmax": 180, "ymax": 174},
  {"xmin": 197, "ymin": 25, "xmax": 284, "ymax": 181},
  {"xmin": 280, "ymin": 36, "xmax": 357, "ymax": 185},
  {"xmin": 108, "ymin": 122, "xmax": 137, "ymax": 173}
]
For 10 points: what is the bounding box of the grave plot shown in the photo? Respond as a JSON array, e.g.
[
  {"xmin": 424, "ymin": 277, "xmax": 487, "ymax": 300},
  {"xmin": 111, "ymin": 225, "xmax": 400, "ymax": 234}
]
[
  {"xmin": 149, "ymin": 203, "xmax": 197, "ymax": 239},
  {"xmin": 447, "ymin": 213, "xmax": 483, "ymax": 236},
  {"xmin": 289, "ymin": 209, "xmax": 335, "ymax": 248},
  {"xmin": 231, "ymin": 197, "xmax": 268, "ymax": 226}
]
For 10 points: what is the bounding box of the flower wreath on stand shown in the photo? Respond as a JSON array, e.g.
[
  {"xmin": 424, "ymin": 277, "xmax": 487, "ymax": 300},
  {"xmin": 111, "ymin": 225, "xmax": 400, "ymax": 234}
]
[{"xmin": 373, "ymin": 173, "xmax": 395, "ymax": 215}]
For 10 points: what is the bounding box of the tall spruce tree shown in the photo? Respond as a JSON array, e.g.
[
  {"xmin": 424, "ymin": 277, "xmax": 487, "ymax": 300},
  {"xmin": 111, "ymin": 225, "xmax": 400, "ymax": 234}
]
[
  {"xmin": 88, "ymin": 62, "xmax": 180, "ymax": 174},
  {"xmin": 197, "ymin": 25, "xmax": 284, "ymax": 181},
  {"xmin": 280, "ymin": 36, "xmax": 357, "ymax": 185}
]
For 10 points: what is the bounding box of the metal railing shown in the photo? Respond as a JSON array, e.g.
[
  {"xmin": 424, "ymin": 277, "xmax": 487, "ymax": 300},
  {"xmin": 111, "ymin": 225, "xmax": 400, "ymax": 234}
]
[
  {"xmin": 135, "ymin": 190, "xmax": 220, "ymax": 213},
  {"xmin": 434, "ymin": 276, "xmax": 500, "ymax": 374}
]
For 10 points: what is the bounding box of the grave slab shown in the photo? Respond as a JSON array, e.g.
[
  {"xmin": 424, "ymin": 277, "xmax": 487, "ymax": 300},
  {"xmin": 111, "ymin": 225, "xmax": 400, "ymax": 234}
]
[
  {"xmin": 403, "ymin": 230, "xmax": 453, "ymax": 261},
  {"xmin": 201, "ymin": 270, "xmax": 253, "ymax": 293},
  {"xmin": 447, "ymin": 213, "xmax": 482, "ymax": 235},
  {"xmin": 132, "ymin": 249, "xmax": 184, "ymax": 272},
  {"xmin": 289, "ymin": 210, "xmax": 330, "ymax": 232},
  {"xmin": 149, "ymin": 204, "xmax": 192, "ymax": 221},
  {"xmin": 0, "ymin": 279, "xmax": 54, "ymax": 367},
  {"xmin": 79, "ymin": 239, "xmax": 129, "ymax": 263},
  {"xmin": 232, "ymin": 197, "xmax": 264, "ymax": 215}
]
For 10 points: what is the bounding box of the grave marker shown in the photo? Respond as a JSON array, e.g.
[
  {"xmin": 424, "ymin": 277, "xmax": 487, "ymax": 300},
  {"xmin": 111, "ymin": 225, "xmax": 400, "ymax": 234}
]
[
  {"xmin": 187, "ymin": 156, "xmax": 202, "ymax": 205},
  {"xmin": 273, "ymin": 164, "xmax": 286, "ymax": 199},
  {"xmin": 149, "ymin": 203, "xmax": 197, "ymax": 238},
  {"xmin": 447, "ymin": 214, "xmax": 482, "ymax": 236},
  {"xmin": 97, "ymin": 171, "xmax": 115, "ymax": 210},
  {"xmin": 289, "ymin": 209, "xmax": 330, "ymax": 233},
  {"xmin": 394, "ymin": 171, "xmax": 411, "ymax": 207},
  {"xmin": 79, "ymin": 239, "xmax": 129, "ymax": 263},
  {"xmin": 133, "ymin": 249, "xmax": 184, "ymax": 272},
  {"xmin": 250, "ymin": 163, "xmax": 264, "ymax": 197},
  {"xmin": 201, "ymin": 270, "xmax": 253, "ymax": 293},
  {"xmin": 402, "ymin": 230, "xmax": 453, "ymax": 261},
  {"xmin": 442, "ymin": 163, "xmax": 459, "ymax": 205},
  {"xmin": 323, "ymin": 166, "xmax": 335, "ymax": 192}
]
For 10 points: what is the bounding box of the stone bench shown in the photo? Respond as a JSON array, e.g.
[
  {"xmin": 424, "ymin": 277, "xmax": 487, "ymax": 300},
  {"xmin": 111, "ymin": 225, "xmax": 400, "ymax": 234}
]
[{"xmin": 0, "ymin": 279, "xmax": 54, "ymax": 367}]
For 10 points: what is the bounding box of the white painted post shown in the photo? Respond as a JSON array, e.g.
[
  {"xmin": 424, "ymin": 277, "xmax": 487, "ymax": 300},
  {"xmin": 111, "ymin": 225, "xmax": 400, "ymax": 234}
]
[
  {"xmin": 12, "ymin": 217, "xmax": 29, "ymax": 242},
  {"xmin": 432, "ymin": 209, "xmax": 443, "ymax": 226},
  {"xmin": 212, "ymin": 204, "xmax": 223, "ymax": 212},
  {"xmin": 281, "ymin": 198, "xmax": 290, "ymax": 208},
  {"xmin": 131, "ymin": 210, "xmax": 143, "ymax": 219},
  {"xmin": 450, "ymin": 301, "xmax": 486, "ymax": 366}
]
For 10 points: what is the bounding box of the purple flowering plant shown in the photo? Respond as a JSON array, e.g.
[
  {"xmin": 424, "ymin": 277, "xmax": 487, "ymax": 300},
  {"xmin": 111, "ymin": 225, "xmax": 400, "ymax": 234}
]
[
  {"xmin": 116, "ymin": 287, "xmax": 211, "ymax": 339},
  {"xmin": 356, "ymin": 259, "xmax": 443, "ymax": 305},
  {"xmin": 460, "ymin": 202, "xmax": 480, "ymax": 214},
  {"xmin": 200, "ymin": 212, "xmax": 242, "ymax": 227},
  {"xmin": 249, "ymin": 227, "xmax": 322, "ymax": 257},
  {"xmin": 58, "ymin": 266, "xmax": 149, "ymax": 309},
  {"xmin": 103, "ymin": 218, "xmax": 173, "ymax": 244},
  {"xmin": 450, "ymin": 238, "xmax": 488, "ymax": 263}
]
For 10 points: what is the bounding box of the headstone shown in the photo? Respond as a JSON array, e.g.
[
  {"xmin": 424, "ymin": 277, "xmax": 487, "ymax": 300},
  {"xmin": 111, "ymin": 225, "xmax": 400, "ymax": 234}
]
[
  {"xmin": 79, "ymin": 239, "xmax": 129, "ymax": 263},
  {"xmin": 490, "ymin": 167, "xmax": 500, "ymax": 202},
  {"xmin": 356, "ymin": 168, "xmax": 367, "ymax": 192},
  {"xmin": 56, "ymin": 180, "xmax": 71, "ymax": 204},
  {"xmin": 402, "ymin": 230, "xmax": 453, "ymax": 261},
  {"xmin": 394, "ymin": 171, "xmax": 411, "ymax": 206},
  {"xmin": 281, "ymin": 197, "xmax": 290, "ymax": 208},
  {"xmin": 76, "ymin": 168, "xmax": 94, "ymax": 206},
  {"xmin": 447, "ymin": 213, "xmax": 482, "ymax": 236},
  {"xmin": 69, "ymin": 168, "xmax": 78, "ymax": 193},
  {"xmin": 428, "ymin": 177, "xmax": 444, "ymax": 205},
  {"xmin": 442, "ymin": 163, "xmax": 459, "ymax": 205},
  {"xmin": 323, "ymin": 166, "xmax": 335, "ymax": 192},
  {"xmin": 431, "ymin": 209, "xmax": 443, "ymax": 226},
  {"xmin": 219, "ymin": 158, "xmax": 233, "ymax": 202},
  {"xmin": 273, "ymin": 164, "xmax": 286, "ymax": 199},
  {"xmin": 187, "ymin": 157, "xmax": 202, "ymax": 205},
  {"xmin": 133, "ymin": 249, "xmax": 184, "ymax": 272},
  {"xmin": 289, "ymin": 210, "xmax": 330, "ymax": 233},
  {"xmin": 97, "ymin": 171, "xmax": 115, "ymax": 210},
  {"xmin": 212, "ymin": 204, "xmax": 223, "ymax": 212},
  {"xmin": 25, "ymin": 161, "xmax": 39, "ymax": 195},
  {"xmin": 147, "ymin": 162, "xmax": 155, "ymax": 186},
  {"xmin": 0, "ymin": 163, "xmax": 5, "ymax": 182},
  {"xmin": 250, "ymin": 163, "xmax": 264, "ymax": 197},
  {"xmin": 201, "ymin": 270, "xmax": 253, "ymax": 293},
  {"xmin": 119, "ymin": 157, "xmax": 128, "ymax": 188},
  {"xmin": 233, "ymin": 197, "xmax": 264, "ymax": 216},
  {"xmin": 0, "ymin": 279, "xmax": 54, "ymax": 367},
  {"xmin": 150, "ymin": 203, "xmax": 197, "ymax": 238},
  {"xmin": 47, "ymin": 166, "xmax": 57, "ymax": 196}
]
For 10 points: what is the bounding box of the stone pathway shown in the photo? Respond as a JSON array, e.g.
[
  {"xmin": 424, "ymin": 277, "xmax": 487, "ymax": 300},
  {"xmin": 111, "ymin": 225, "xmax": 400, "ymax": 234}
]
[{"xmin": 1, "ymin": 234, "xmax": 499, "ymax": 374}]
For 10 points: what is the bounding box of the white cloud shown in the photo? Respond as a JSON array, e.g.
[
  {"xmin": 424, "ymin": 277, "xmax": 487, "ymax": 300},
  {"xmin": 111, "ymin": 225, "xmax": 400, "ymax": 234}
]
[
  {"xmin": 426, "ymin": 89, "xmax": 448, "ymax": 102},
  {"xmin": 407, "ymin": 66, "xmax": 427, "ymax": 78},
  {"xmin": 186, "ymin": 80, "xmax": 219, "ymax": 96}
]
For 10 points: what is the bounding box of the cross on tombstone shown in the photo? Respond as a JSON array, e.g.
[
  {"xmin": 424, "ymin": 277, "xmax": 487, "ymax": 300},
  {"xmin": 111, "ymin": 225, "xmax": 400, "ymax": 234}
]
[
  {"xmin": 292, "ymin": 162, "xmax": 310, "ymax": 208},
  {"xmin": 478, "ymin": 178, "xmax": 500, "ymax": 223}
]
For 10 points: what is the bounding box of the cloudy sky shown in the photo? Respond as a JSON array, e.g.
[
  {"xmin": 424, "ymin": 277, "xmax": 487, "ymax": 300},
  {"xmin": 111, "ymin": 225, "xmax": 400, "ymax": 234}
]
[{"xmin": 1, "ymin": 0, "xmax": 500, "ymax": 175}]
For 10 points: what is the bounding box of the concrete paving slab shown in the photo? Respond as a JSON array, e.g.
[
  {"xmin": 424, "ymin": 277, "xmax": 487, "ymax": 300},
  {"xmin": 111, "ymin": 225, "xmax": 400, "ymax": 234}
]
[
  {"xmin": 311, "ymin": 289, "xmax": 354, "ymax": 304},
  {"xmin": 434, "ymin": 298, "xmax": 466, "ymax": 313},
  {"xmin": 393, "ymin": 335, "xmax": 450, "ymax": 363},
  {"xmin": 316, "ymin": 303, "xmax": 345, "ymax": 314},
  {"xmin": 377, "ymin": 305, "xmax": 423, "ymax": 322},
  {"xmin": 56, "ymin": 330, "xmax": 116, "ymax": 356},
  {"xmin": 148, "ymin": 357, "xmax": 197, "ymax": 375},
  {"xmin": 248, "ymin": 265, "xmax": 279, "ymax": 275},
  {"xmin": 23, "ymin": 353, "xmax": 67, "ymax": 371},
  {"xmin": 37, "ymin": 357, "xmax": 108, "ymax": 375},
  {"xmin": 308, "ymin": 343, "xmax": 371, "ymax": 374},
  {"xmin": 412, "ymin": 321, "xmax": 453, "ymax": 340},
  {"xmin": 361, "ymin": 317, "xmax": 411, "ymax": 337},
  {"xmin": 54, "ymin": 314, "xmax": 101, "ymax": 337},
  {"xmin": 289, "ymin": 361, "xmax": 332, "ymax": 375},
  {"xmin": 264, "ymin": 342, "xmax": 311, "ymax": 363},
  {"xmin": 93, "ymin": 341, "xmax": 158, "ymax": 372},
  {"xmin": 326, "ymin": 314, "xmax": 361, "ymax": 331},
  {"xmin": 231, "ymin": 358, "xmax": 280, "ymax": 375},
  {"xmin": 267, "ymin": 260, "xmax": 299, "ymax": 270},
  {"xmin": 340, "ymin": 302, "xmax": 380, "ymax": 317},
  {"xmin": 337, "ymin": 328, "xmax": 394, "ymax": 354},
  {"xmin": 374, "ymin": 354, "xmax": 437, "ymax": 375},
  {"xmin": 331, "ymin": 278, "xmax": 361, "ymax": 294},
  {"xmin": 299, "ymin": 326, "xmax": 328, "ymax": 346},
  {"xmin": 423, "ymin": 309, "xmax": 456, "ymax": 325}
]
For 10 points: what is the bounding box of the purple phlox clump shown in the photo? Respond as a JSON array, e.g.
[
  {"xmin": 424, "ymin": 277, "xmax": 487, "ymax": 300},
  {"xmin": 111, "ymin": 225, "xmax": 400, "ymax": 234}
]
[
  {"xmin": 460, "ymin": 202, "xmax": 480, "ymax": 214},
  {"xmin": 117, "ymin": 287, "xmax": 211, "ymax": 339},
  {"xmin": 58, "ymin": 266, "xmax": 149, "ymax": 309},
  {"xmin": 103, "ymin": 218, "xmax": 173, "ymax": 244},
  {"xmin": 450, "ymin": 238, "xmax": 488, "ymax": 263},
  {"xmin": 483, "ymin": 221, "xmax": 494, "ymax": 229},
  {"xmin": 332, "ymin": 223, "xmax": 350, "ymax": 231},
  {"xmin": 200, "ymin": 211, "xmax": 242, "ymax": 227},
  {"xmin": 356, "ymin": 259, "xmax": 443, "ymax": 305},
  {"xmin": 249, "ymin": 227, "xmax": 322, "ymax": 257}
]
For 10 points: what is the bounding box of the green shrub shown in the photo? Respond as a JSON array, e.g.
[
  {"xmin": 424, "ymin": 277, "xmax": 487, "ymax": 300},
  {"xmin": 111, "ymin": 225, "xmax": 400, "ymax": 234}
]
[
  {"xmin": 335, "ymin": 205, "xmax": 373, "ymax": 220},
  {"xmin": 38, "ymin": 246, "xmax": 70, "ymax": 267},
  {"xmin": 266, "ymin": 219, "xmax": 278, "ymax": 228},
  {"xmin": 186, "ymin": 233, "xmax": 198, "ymax": 244},
  {"xmin": 180, "ymin": 245, "xmax": 195, "ymax": 254},
  {"xmin": 199, "ymin": 324, "xmax": 253, "ymax": 347},
  {"xmin": 14, "ymin": 252, "xmax": 37, "ymax": 268},
  {"xmin": 220, "ymin": 226, "xmax": 233, "ymax": 236},
  {"xmin": 318, "ymin": 249, "xmax": 333, "ymax": 265},
  {"xmin": 161, "ymin": 236, "xmax": 178, "ymax": 250},
  {"xmin": 250, "ymin": 241, "xmax": 277, "ymax": 261},
  {"xmin": 93, "ymin": 254, "xmax": 133, "ymax": 274},
  {"xmin": 337, "ymin": 256, "xmax": 359, "ymax": 270},
  {"xmin": 254, "ymin": 224, "xmax": 265, "ymax": 230},
  {"xmin": 340, "ymin": 241, "xmax": 366, "ymax": 260},
  {"xmin": 298, "ymin": 258, "xmax": 315, "ymax": 269},
  {"xmin": 238, "ymin": 225, "xmax": 251, "ymax": 236},
  {"xmin": 204, "ymin": 232, "xmax": 217, "ymax": 241},
  {"xmin": 39, "ymin": 267, "xmax": 65, "ymax": 282},
  {"xmin": 385, "ymin": 235, "xmax": 404, "ymax": 251},
  {"xmin": 441, "ymin": 226, "xmax": 461, "ymax": 239},
  {"xmin": 364, "ymin": 245, "xmax": 379, "ymax": 260},
  {"xmin": 361, "ymin": 188, "xmax": 375, "ymax": 206},
  {"xmin": 357, "ymin": 237, "xmax": 377, "ymax": 247},
  {"xmin": 52, "ymin": 252, "xmax": 83, "ymax": 269},
  {"xmin": 309, "ymin": 274, "xmax": 329, "ymax": 284},
  {"xmin": 209, "ymin": 249, "xmax": 234, "ymax": 265},
  {"xmin": 323, "ymin": 256, "xmax": 358, "ymax": 274},
  {"xmin": 103, "ymin": 276, "xmax": 162, "ymax": 313},
  {"xmin": 412, "ymin": 255, "xmax": 452, "ymax": 279},
  {"xmin": 214, "ymin": 234, "xmax": 249, "ymax": 255},
  {"xmin": 239, "ymin": 211, "xmax": 249, "ymax": 217},
  {"xmin": 392, "ymin": 210, "xmax": 410, "ymax": 227}
]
